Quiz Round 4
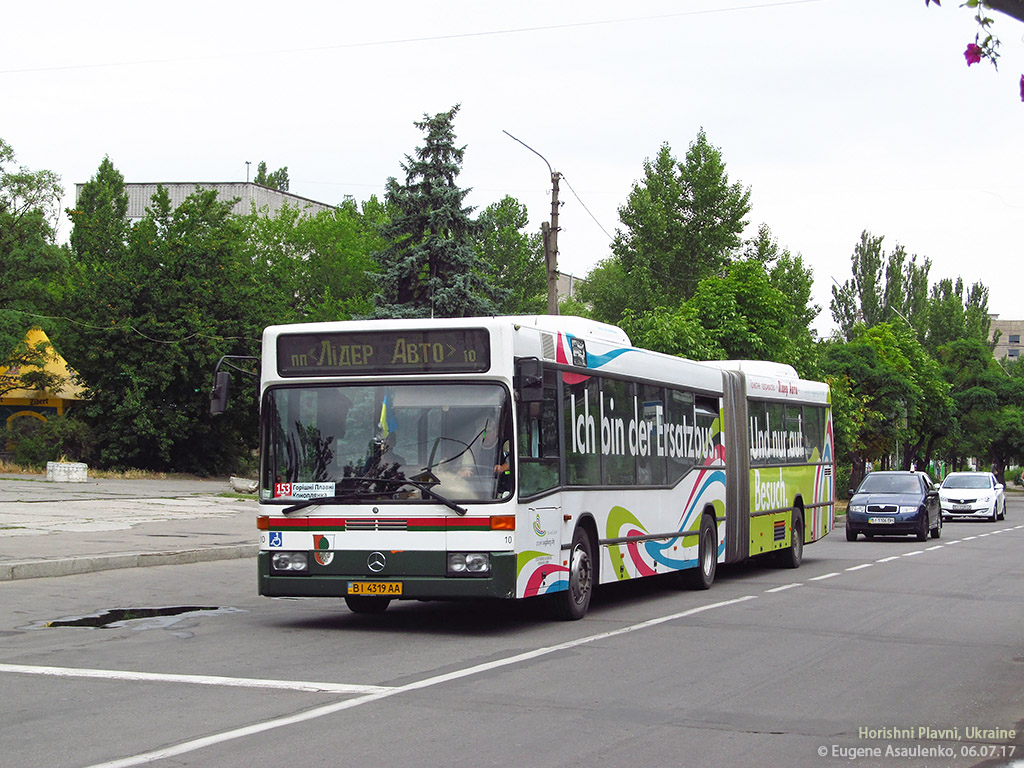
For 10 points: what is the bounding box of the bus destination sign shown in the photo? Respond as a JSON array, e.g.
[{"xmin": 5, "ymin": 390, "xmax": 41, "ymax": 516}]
[{"xmin": 277, "ymin": 328, "xmax": 491, "ymax": 376}]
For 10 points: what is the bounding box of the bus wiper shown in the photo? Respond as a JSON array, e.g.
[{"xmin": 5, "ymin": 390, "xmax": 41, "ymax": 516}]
[
  {"xmin": 278, "ymin": 475, "xmax": 467, "ymax": 516},
  {"xmin": 373, "ymin": 475, "xmax": 468, "ymax": 516},
  {"xmin": 280, "ymin": 493, "xmax": 370, "ymax": 515}
]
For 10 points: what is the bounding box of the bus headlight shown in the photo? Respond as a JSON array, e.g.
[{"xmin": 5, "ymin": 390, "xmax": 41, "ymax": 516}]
[
  {"xmin": 447, "ymin": 552, "xmax": 491, "ymax": 576},
  {"xmin": 271, "ymin": 551, "xmax": 309, "ymax": 574}
]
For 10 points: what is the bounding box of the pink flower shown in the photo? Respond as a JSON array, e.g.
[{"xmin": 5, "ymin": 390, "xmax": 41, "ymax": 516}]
[{"xmin": 964, "ymin": 43, "xmax": 983, "ymax": 66}]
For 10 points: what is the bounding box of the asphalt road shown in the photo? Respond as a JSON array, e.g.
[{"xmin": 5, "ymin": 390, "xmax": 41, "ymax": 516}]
[{"xmin": 2, "ymin": 499, "xmax": 1023, "ymax": 768}]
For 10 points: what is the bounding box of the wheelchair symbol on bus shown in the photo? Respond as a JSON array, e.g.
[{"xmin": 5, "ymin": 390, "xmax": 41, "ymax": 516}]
[{"xmin": 269, "ymin": 531, "xmax": 283, "ymax": 548}]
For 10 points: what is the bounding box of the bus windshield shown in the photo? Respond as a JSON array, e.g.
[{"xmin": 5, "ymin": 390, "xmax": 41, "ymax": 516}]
[{"xmin": 261, "ymin": 382, "xmax": 512, "ymax": 504}]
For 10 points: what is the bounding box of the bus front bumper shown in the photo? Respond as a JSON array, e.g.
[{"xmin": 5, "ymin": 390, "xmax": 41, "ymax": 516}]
[{"xmin": 257, "ymin": 550, "xmax": 517, "ymax": 600}]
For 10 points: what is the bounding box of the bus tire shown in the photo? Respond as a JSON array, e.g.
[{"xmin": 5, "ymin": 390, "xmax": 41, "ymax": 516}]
[
  {"xmin": 683, "ymin": 513, "xmax": 717, "ymax": 590},
  {"xmin": 550, "ymin": 526, "xmax": 594, "ymax": 621},
  {"xmin": 344, "ymin": 595, "xmax": 391, "ymax": 614},
  {"xmin": 778, "ymin": 509, "xmax": 804, "ymax": 569}
]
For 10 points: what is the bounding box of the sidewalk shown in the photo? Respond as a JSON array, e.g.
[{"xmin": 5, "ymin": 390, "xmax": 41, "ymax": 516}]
[{"xmin": 0, "ymin": 473, "xmax": 258, "ymax": 581}]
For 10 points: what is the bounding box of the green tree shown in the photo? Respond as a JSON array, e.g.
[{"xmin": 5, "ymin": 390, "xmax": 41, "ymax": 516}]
[
  {"xmin": 936, "ymin": 337, "xmax": 1024, "ymax": 481},
  {"xmin": 605, "ymin": 130, "xmax": 750, "ymax": 322},
  {"xmin": 242, "ymin": 198, "xmax": 380, "ymax": 323},
  {"xmin": 476, "ymin": 195, "xmax": 546, "ymax": 315},
  {"xmin": 61, "ymin": 169, "xmax": 260, "ymax": 473},
  {"xmin": 0, "ymin": 138, "xmax": 67, "ymax": 395},
  {"xmin": 925, "ymin": 277, "xmax": 991, "ymax": 352},
  {"xmin": 618, "ymin": 255, "xmax": 818, "ymax": 376},
  {"xmin": 253, "ymin": 161, "xmax": 289, "ymax": 192},
  {"xmin": 821, "ymin": 323, "xmax": 953, "ymax": 485},
  {"xmin": 372, "ymin": 105, "xmax": 501, "ymax": 318},
  {"xmin": 743, "ymin": 224, "xmax": 821, "ymax": 375},
  {"xmin": 830, "ymin": 231, "xmax": 931, "ymax": 341},
  {"xmin": 67, "ymin": 156, "xmax": 129, "ymax": 264}
]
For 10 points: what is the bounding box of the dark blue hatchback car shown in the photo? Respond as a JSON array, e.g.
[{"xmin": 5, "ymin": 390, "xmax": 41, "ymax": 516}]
[{"xmin": 846, "ymin": 471, "xmax": 942, "ymax": 542}]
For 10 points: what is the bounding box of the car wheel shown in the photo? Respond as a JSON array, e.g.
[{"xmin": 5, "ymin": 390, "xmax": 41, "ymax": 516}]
[
  {"xmin": 990, "ymin": 505, "xmax": 998, "ymax": 522},
  {"xmin": 930, "ymin": 514, "xmax": 941, "ymax": 539},
  {"xmin": 846, "ymin": 525, "xmax": 858, "ymax": 542},
  {"xmin": 916, "ymin": 513, "xmax": 929, "ymax": 542},
  {"xmin": 999, "ymin": 502, "xmax": 1005, "ymax": 520}
]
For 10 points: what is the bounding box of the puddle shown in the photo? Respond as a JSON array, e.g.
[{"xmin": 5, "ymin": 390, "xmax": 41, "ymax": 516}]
[{"xmin": 22, "ymin": 606, "xmax": 244, "ymax": 630}]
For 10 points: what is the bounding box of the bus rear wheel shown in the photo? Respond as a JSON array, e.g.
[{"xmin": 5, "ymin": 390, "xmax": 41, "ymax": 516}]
[
  {"xmin": 550, "ymin": 527, "xmax": 594, "ymax": 621},
  {"xmin": 345, "ymin": 595, "xmax": 391, "ymax": 614},
  {"xmin": 778, "ymin": 509, "xmax": 804, "ymax": 569}
]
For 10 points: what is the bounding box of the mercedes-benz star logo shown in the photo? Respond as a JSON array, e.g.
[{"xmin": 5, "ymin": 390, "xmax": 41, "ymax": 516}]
[{"xmin": 367, "ymin": 551, "xmax": 386, "ymax": 573}]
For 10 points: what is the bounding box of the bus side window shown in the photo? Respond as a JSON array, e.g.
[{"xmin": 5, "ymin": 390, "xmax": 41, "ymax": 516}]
[
  {"xmin": 518, "ymin": 371, "xmax": 559, "ymax": 495},
  {"xmin": 802, "ymin": 406, "xmax": 824, "ymax": 462}
]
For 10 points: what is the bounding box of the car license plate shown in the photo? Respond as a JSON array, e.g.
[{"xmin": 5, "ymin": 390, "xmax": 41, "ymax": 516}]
[
  {"xmin": 951, "ymin": 504, "xmax": 972, "ymax": 511},
  {"xmin": 348, "ymin": 581, "xmax": 402, "ymax": 596},
  {"xmin": 868, "ymin": 516, "xmax": 895, "ymax": 524}
]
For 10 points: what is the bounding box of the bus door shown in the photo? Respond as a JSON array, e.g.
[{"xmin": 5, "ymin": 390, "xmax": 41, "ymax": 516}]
[
  {"xmin": 515, "ymin": 365, "xmax": 564, "ymax": 597},
  {"xmin": 720, "ymin": 369, "xmax": 750, "ymax": 564}
]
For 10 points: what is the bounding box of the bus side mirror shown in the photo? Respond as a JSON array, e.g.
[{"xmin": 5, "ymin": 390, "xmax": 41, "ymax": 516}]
[
  {"xmin": 516, "ymin": 358, "xmax": 544, "ymax": 403},
  {"xmin": 210, "ymin": 371, "xmax": 231, "ymax": 415}
]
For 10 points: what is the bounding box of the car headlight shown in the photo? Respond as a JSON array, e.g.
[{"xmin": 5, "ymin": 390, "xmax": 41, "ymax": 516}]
[
  {"xmin": 447, "ymin": 552, "xmax": 491, "ymax": 576},
  {"xmin": 899, "ymin": 505, "xmax": 919, "ymax": 515},
  {"xmin": 849, "ymin": 504, "xmax": 866, "ymax": 514},
  {"xmin": 271, "ymin": 551, "xmax": 309, "ymax": 574}
]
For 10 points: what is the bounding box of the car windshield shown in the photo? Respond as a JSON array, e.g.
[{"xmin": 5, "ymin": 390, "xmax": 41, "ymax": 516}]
[
  {"xmin": 857, "ymin": 474, "xmax": 921, "ymax": 494},
  {"xmin": 261, "ymin": 382, "xmax": 512, "ymax": 503},
  {"xmin": 942, "ymin": 475, "xmax": 992, "ymax": 490}
]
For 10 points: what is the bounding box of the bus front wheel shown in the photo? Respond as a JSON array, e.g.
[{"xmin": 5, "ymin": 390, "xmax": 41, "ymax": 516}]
[
  {"xmin": 682, "ymin": 514, "xmax": 717, "ymax": 590},
  {"xmin": 550, "ymin": 527, "xmax": 594, "ymax": 621}
]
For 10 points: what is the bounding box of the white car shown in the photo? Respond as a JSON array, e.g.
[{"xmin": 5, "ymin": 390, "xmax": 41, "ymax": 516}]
[{"xmin": 939, "ymin": 472, "xmax": 1006, "ymax": 522}]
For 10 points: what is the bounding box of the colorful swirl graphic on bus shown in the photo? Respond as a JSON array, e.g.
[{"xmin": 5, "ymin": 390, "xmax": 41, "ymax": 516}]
[
  {"xmin": 517, "ymin": 550, "xmax": 569, "ymax": 596},
  {"xmin": 606, "ymin": 461, "xmax": 727, "ymax": 580}
]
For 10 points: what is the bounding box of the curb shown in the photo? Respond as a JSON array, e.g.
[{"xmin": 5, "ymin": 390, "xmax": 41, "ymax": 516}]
[{"xmin": 0, "ymin": 544, "xmax": 258, "ymax": 582}]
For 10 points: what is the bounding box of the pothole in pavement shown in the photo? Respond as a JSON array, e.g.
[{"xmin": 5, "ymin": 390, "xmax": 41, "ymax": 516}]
[{"xmin": 21, "ymin": 606, "xmax": 244, "ymax": 630}]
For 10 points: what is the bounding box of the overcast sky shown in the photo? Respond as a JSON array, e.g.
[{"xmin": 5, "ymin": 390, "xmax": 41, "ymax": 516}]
[{"xmin": 4, "ymin": 0, "xmax": 1022, "ymax": 336}]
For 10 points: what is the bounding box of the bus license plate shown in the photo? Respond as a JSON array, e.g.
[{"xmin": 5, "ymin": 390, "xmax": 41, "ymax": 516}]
[
  {"xmin": 348, "ymin": 581, "xmax": 402, "ymax": 596},
  {"xmin": 868, "ymin": 517, "xmax": 895, "ymax": 524}
]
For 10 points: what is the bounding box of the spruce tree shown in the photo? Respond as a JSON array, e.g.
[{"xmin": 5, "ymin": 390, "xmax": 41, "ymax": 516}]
[{"xmin": 372, "ymin": 105, "xmax": 500, "ymax": 318}]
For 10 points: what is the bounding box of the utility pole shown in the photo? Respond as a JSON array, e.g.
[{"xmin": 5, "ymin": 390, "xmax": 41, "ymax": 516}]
[
  {"xmin": 542, "ymin": 171, "xmax": 562, "ymax": 314},
  {"xmin": 504, "ymin": 131, "xmax": 561, "ymax": 315}
]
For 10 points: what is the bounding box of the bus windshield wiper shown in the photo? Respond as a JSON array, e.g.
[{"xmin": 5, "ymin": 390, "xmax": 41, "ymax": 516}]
[
  {"xmin": 371, "ymin": 475, "xmax": 468, "ymax": 516},
  {"xmin": 278, "ymin": 476, "xmax": 467, "ymax": 516}
]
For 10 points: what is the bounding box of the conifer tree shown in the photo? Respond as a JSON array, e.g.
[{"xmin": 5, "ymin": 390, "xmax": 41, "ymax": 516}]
[{"xmin": 372, "ymin": 105, "xmax": 500, "ymax": 318}]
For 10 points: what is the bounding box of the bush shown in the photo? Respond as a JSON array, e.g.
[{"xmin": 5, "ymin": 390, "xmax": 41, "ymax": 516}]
[
  {"xmin": 6, "ymin": 413, "xmax": 95, "ymax": 468},
  {"xmin": 835, "ymin": 464, "xmax": 852, "ymax": 499}
]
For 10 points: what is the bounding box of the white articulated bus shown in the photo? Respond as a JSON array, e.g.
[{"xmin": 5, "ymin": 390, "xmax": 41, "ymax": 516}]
[{"xmin": 229, "ymin": 315, "xmax": 833, "ymax": 620}]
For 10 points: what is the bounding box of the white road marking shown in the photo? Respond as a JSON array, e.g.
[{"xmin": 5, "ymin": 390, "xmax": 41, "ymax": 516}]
[
  {"xmin": 37, "ymin": 523, "xmax": 1024, "ymax": 767},
  {"xmin": 0, "ymin": 663, "xmax": 391, "ymax": 694},
  {"xmin": 764, "ymin": 583, "xmax": 802, "ymax": 593},
  {"xmin": 84, "ymin": 595, "xmax": 759, "ymax": 768}
]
